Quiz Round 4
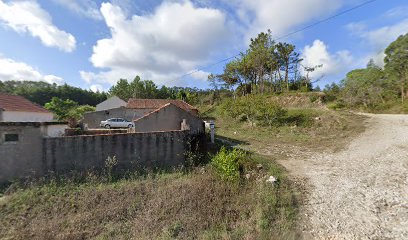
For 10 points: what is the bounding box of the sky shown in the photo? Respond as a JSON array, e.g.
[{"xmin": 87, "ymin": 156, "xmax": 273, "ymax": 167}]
[{"xmin": 0, "ymin": 0, "xmax": 407, "ymax": 92}]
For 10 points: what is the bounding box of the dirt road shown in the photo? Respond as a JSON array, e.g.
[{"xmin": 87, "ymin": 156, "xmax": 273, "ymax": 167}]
[{"xmin": 278, "ymin": 114, "xmax": 408, "ymax": 239}]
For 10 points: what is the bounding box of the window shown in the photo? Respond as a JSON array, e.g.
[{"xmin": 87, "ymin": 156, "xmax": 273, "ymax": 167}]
[{"xmin": 5, "ymin": 134, "xmax": 19, "ymax": 142}]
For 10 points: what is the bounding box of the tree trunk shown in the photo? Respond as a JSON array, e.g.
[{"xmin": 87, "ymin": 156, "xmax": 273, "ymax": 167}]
[
  {"xmin": 401, "ymin": 83, "xmax": 404, "ymax": 103},
  {"xmin": 285, "ymin": 63, "xmax": 289, "ymax": 91}
]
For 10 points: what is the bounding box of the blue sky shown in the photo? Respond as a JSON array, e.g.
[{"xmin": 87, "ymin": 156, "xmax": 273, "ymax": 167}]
[{"xmin": 0, "ymin": 0, "xmax": 407, "ymax": 92}]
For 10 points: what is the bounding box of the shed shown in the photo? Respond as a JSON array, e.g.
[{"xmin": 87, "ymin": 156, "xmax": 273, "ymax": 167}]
[
  {"xmin": 0, "ymin": 93, "xmax": 54, "ymax": 122},
  {"xmin": 96, "ymin": 96, "xmax": 127, "ymax": 111}
]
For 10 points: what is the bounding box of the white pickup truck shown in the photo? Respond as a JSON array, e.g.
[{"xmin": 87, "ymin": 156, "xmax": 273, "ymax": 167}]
[{"xmin": 100, "ymin": 118, "xmax": 134, "ymax": 129}]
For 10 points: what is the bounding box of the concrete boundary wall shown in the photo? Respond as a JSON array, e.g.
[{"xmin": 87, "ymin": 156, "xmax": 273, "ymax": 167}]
[
  {"xmin": 43, "ymin": 131, "xmax": 189, "ymax": 173},
  {"xmin": 1, "ymin": 129, "xmax": 204, "ymax": 183}
]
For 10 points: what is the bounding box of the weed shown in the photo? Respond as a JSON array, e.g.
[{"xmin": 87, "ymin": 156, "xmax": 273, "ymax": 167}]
[
  {"xmin": 211, "ymin": 146, "xmax": 247, "ymax": 181},
  {"xmin": 104, "ymin": 156, "xmax": 118, "ymax": 182}
]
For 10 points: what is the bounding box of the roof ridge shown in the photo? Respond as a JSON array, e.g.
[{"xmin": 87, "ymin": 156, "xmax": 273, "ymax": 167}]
[
  {"xmin": 133, "ymin": 103, "xmax": 172, "ymax": 122},
  {"xmin": 133, "ymin": 102, "xmax": 200, "ymax": 123}
]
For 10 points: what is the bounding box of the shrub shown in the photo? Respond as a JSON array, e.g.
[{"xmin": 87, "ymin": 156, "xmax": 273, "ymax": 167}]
[
  {"xmin": 211, "ymin": 147, "xmax": 246, "ymax": 181},
  {"xmin": 327, "ymin": 101, "xmax": 346, "ymax": 110},
  {"xmin": 309, "ymin": 95, "xmax": 319, "ymax": 103},
  {"xmin": 220, "ymin": 95, "xmax": 288, "ymax": 127},
  {"xmin": 104, "ymin": 156, "xmax": 118, "ymax": 182},
  {"xmin": 257, "ymin": 102, "xmax": 287, "ymax": 128}
]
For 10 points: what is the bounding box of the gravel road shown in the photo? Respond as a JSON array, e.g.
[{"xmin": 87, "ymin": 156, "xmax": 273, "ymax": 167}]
[{"xmin": 281, "ymin": 114, "xmax": 408, "ymax": 239}]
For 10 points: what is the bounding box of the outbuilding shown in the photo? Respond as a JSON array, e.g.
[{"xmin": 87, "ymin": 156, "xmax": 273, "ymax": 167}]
[{"xmin": 0, "ymin": 93, "xmax": 54, "ymax": 122}]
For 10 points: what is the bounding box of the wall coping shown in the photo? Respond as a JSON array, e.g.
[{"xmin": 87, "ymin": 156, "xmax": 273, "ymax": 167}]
[
  {"xmin": 0, "ymin": 122, "xmax": 68, "ymax": 127},
  {"xmin": 47, "ymin": 129, "xmax": 194, "ymax": 139}
]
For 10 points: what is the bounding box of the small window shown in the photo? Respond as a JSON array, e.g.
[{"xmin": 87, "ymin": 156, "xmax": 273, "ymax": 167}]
[{"xmin": 5, "ymin": 134, "xmax": 19, "ymax": 142}]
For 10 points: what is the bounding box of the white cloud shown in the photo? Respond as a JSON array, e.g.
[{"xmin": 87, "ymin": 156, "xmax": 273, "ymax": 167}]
[
  {"xmin": 0, "ymin": 0, "xmax": 76, "ymax": 52},
  {"xmin": 90, "ymin": 84, "xmax": 104, "ymax": 92},
  {"xmin": 348, "ymin": 19, "xmax": 408, "ymax": 50},
  {"xmin": 301, "ymin": 40, "xmax": 353, "ymax": 79},
  {"xmin": 0, "ymin": 55, "xmax": 64, "ymax": 84},
  {"xmin": 82, "ymin": 1, "xmax": 230, "ymax": 86},
  {"xmin": 384, "ymin": 6, "xmax": 408, "ymax": 19},
  {"xmin": 43, "ymin": 75, "xmax": 64, "ymax": 85},
  {"xmin": 347, "ymin": 18, "xmax": 408, "ymax": 66},
  {"xmin": 52, "ymin": 0, "xmax": 102, "ymax": 20},
  {"xmin": 191, "ymin": 70, "xmax": 210, "ymax": 82},
  {"xmin": 234, "ymin": 0, "xmax": 342, "ymax": 40}
]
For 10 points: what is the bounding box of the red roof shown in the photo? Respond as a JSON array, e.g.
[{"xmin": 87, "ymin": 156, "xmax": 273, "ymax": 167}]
[
  {"xmin": 0, "ymin": 93, "xmax": 51, "ymax": 113},
  {"xmin": 126, "ymin": 99, "xmax": 197, "ymax": 112}
]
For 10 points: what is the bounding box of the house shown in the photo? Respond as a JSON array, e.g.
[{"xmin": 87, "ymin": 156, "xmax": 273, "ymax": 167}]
[
  {"xmin": 0, "ymin": 93, "xmax": 54, "ymax": 122},
  {"xmin": 133, "ymin": 103, "xmax": 203, "ymax": 133},
  {"xmin": 83, "ymin": 98, "xmax": 200, "ymax": 130},
  {"xmin": 1, "ymin": 99, "xmax": 204, "ymax": 183},
  {"xmin": 96, "ymin": 96, "xmax": 126, "ymax": 111}
]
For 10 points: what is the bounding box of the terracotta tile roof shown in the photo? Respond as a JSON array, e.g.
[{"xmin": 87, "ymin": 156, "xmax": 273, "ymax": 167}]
[
  {"xmin": 0, "ymin": 93, "xmax": 51, "ymax": 113},
  {"xmin": 126, "ymin": 99, "xmax": 198, "ymax": 112}
]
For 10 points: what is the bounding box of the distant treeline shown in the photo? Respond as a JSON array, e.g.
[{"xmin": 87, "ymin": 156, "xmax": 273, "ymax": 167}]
[
  {"xmin": 0, "ymin": 81, "xmax": 107, "ymax": 106},
  {"xmin": 0, "ymin": 78, "xmax": 215, "ymax": 107}
]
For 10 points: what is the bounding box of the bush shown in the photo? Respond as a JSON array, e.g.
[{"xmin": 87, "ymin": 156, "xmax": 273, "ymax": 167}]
[
  {"xmin": 220, "ymin": 95, "xmax": 288, "ymax": 127},
  {"xmin": 211, "ymin": 147, "xmax": 246, "ymax": 181},
  {"xmin": 257, "ymin": 102, "xmax": 287, "ymax": 128},
  {"xmin": 327, "ymin": 101, "xmax": 346, "ymax": 110},
  {"xmin": 309, "ymin": 95, "xmax": 319, "ymax": 103}
]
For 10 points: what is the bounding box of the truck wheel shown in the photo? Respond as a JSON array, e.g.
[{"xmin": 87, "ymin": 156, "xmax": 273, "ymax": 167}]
[
  {"xmin": 105, "ymin": 124, "xmax": 110, "ymax": 129},
  {"xmin": 128, "ymin": 124, "xmax": 133, "ymax": 128}
]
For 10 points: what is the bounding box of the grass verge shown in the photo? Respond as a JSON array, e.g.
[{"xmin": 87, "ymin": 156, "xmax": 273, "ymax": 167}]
[{"xmin": 0, "ymin": 153, "xmax": 298, "ymax": 240}]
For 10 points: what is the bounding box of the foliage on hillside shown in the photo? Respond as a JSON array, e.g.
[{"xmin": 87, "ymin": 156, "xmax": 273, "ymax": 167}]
[
  {"xmin": 108, "ymin": 76, "xmax": 212, "ymax": 105},
  {"xmin": 324, "ymin": 33, "xmax": 408, "ymax": 113},
  {"xmin": 200, "ymin": 93, "xmax": 366, "ymax": 153},
  {"xmin": 0, "ymin": 81, "xmax": 107, "ymax": 106}
]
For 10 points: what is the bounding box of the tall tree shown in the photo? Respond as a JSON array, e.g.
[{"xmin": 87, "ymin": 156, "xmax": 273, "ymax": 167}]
[
  {"xmin": 384, "ymin": 33, "xmax": 408, "ymax": 103},
  {"xmin": 276, "ymin": 42, "xmax": 302, "ymax": 91}
]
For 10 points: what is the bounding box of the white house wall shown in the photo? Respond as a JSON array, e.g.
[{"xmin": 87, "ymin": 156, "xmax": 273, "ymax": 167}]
[
  {"xmin": 42, "ymin": 124, "xmax": 68, "ymax": 137},
  {"xmin": 96, "ymin": 96, "xmax": 127, "ymax": 111},
  {"xmin": 2, "ymin": 111, "xmax": 54, "ymax": 122}
]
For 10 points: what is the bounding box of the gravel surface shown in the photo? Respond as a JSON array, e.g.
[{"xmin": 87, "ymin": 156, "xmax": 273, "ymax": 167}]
[{"xmin": 279, "ymin": 114, "xmax": 408, "ymax": 239}]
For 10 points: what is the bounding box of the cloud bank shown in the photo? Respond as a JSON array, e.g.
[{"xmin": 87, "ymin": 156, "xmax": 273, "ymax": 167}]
[{"xmin": 0, "ymin": 0, "xmax": 76, "ymax": 52}]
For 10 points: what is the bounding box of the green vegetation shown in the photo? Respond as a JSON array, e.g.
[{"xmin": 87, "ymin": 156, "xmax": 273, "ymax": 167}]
[
  {"xmin": 220, "ymin": 95, "xmax": 289, "ymax": 128},
  {"xmin": 210, "ymin": 30, "xmax": 320, "ymax": 96},
  {"xmin": 201, "ymin": 92, "xmax": 366, "ymax": 153},
  {"xmin": 44, "ymin": 97, "xmax": 95, "ymax": 126},
  {"xmin": 0, "ymin": 152, "xmax": 298, "ymax": 239},
  {"xmin": 0, "ymin": 81, "xmax": 107, "ymax": 106},
  {"xmin": 211, "ymin": 146, "xmax": 246, "ymax": 181},
  {"xmin": 324, "ymin": 33, "xmax": 408, "ymax": 113},
  {"xmin": 108, "ymin": 76, "xmax": 219, "ymax": 107}
]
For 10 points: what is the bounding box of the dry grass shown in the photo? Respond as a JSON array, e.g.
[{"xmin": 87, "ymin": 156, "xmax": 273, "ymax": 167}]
[
  {"xmin": 0, "ymin": 156, "xmax": 299, "ymax": 240},
  {"xmin": 213, "ymin": 108, "xmax": 366, "ymax": 153}
]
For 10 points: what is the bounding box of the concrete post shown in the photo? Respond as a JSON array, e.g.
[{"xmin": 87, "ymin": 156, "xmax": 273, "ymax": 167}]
[{"xmin": 210, "ymin": 120, "xmax": 215, "ymax": 144}]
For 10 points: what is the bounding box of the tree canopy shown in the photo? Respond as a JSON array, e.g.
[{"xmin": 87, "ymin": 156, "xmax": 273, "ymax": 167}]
[
  {"xmin": 211, "ymin": 30, "xmax": 320, "ymax": 95},
  {"xmin": 326, "ymin": 32, "xmax": 408, "ymax": 111},
  {"xmin": 0, "ymin": 81, "xmax": 107, "ymax": 106}
]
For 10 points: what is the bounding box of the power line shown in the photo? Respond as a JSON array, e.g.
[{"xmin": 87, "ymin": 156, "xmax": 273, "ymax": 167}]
[{"xmin": 163, "ymin": 0, "xmax": 379, "ymax": 85}]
